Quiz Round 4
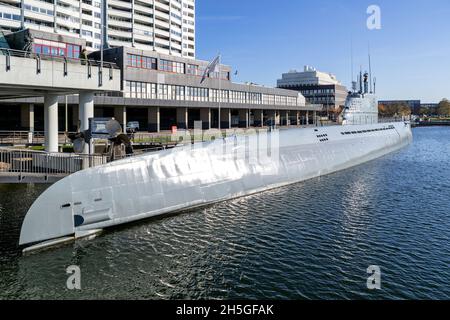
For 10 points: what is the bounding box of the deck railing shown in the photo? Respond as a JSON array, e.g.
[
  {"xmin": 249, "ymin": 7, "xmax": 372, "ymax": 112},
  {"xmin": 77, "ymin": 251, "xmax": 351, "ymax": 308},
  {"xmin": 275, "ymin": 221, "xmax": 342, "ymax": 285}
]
[
  {"xmin": 0, "ymin": 148, "xmax": 107, "ymax": 177},
  {"xmin": 0, "ymin": 131, "xmax": 73, "ymax": 145}
]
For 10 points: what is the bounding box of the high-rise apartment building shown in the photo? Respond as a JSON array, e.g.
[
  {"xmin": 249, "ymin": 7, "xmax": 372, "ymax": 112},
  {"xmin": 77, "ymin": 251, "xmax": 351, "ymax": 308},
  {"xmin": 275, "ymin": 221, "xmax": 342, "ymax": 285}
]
[{"xmin": 0, "ymin": 0, "xmax": 196, "ymax": 57}]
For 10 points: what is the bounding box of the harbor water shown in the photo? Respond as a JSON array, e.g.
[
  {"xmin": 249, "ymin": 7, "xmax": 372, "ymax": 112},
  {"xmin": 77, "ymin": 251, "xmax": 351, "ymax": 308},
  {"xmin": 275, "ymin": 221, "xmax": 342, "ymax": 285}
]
[{"xmin": 0, "ymin": 127, "xmax": 449, "ymax": 299}]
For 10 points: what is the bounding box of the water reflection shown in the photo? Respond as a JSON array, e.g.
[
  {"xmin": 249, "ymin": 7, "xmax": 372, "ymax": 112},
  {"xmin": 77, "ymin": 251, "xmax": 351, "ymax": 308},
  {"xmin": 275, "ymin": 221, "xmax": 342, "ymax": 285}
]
[{"xmin": 1, "ymin": 127, "xmax": 450, "ymax": 299}]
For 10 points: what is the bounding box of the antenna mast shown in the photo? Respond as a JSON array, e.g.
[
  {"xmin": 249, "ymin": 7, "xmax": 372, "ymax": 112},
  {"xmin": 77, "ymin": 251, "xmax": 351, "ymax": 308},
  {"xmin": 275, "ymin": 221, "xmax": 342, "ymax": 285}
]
[
  {"xmin": 368, "ymin": 44, "xmax": 373, "ymax": 93},
  {"xmin": 351, "ymin": 37, "xmax": 354, "ymax": 83},
  {"xmin": 350, "ymin": 37, "xmax": 358, "ymax": 92},
  {"xmin": 359, "ymin": 66, "xmax": 363, "ymax": 94}
]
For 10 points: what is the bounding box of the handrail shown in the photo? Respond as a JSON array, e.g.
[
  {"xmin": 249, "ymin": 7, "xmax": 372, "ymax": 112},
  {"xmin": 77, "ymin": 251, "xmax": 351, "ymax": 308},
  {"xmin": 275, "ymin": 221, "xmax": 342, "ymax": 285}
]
[
  {"xmin": 0, "ymin": 47, "xmax": 119, "ymax": 69},
  {"xmin": 0, "ymin": 131, "xmax": 75, "ymax": 145},
  {"xmin": 0, "ymin": 148, "xmax": 108, "ymax": 178}
]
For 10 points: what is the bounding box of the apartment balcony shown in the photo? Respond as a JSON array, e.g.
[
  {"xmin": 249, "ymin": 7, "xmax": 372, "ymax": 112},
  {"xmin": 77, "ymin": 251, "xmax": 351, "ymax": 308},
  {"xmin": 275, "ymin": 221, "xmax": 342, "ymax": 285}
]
[
  {"xmin": 28, "ymin": 24, "xmax": 56, "ymax": 34},
  {"xmin": 56, "ymin": 17, "xmax": 80, "ymax": 30},
  {"xmin": 134, "ymin": 3, "xmax": 153, "ymax": 15},
  {"xmin": 56, "ymin": 28, "xmax": 80, "ymax": 38},
  {"xmin": 154, "ymin": 46, "xmax": 170, "ymax": 55},
  {"xmin": 108, "ymin": 19, "xmax": 132, "ymax": 29},
  {"xmin": 170, "ymin": 41, "xmax": 181, "ymax": 50},
  {"xmin": 134, "ymin": 13, "xmax": 154, "ymax": 25},
  {"xmin": 108, "ymin": 28, "xmax": 131, "ymax": 39},
  {"xmin": 0, "ymin": 0, "xmax": 21, "ymax": 4},
  {"xmin": 154, "ymin": 28, "xmax": 170, "ymax": 39},
  {"xmin": 170, "ymin": 32, "xmax": 182, "ymax": 41},
  {"xmin": 56, "ymin": 6, "xmax": 80, "ymax": 18},
  {"xmin": 154, "ymin": 19, "xmax": 170, "ymax": 30},
  {"xmin": 28, "ymin": 0, "xmax": 54, "ymax": 10},
  {"xmin": 108, "ymin": 8, "xmax": 132, "ymax": 20},
  {"xmin": 154, "ymin": 37, "xmax": 170, "ymax": 47},
  {"xmin": 108, "ymin": 38, "xmax": 132, "ymax": 48},
  {"xmin": 0, "ymin": 19, "xmax": 21, "ymax": 30},
  {"xmin": 133, "ymin": 22, "xmax": 153, "ymax": 34},
  {"xmin": 81, "ymin": 13, "xmax": 95, "ymax": 22},
  {"xmin": 133, "ymin": 32, "xmax": 153, "ymax": 43},
  {"xmin": 109, "ymin": 0, "xmax": 133, "ymax": 10},
  {"xmin": 60, "ymin": 0, "xmax": 81, "ymax": 8},
  {"xmin": 154, "ymin": 10, "xmax": 170, "ymax": 23},
  {"xmin": 133, "ymin": 41, "xmax": 154, "ymax": 51},
  {"xmin": 154, "ymin": 1, "xmax": 170, "ymax": 13},
  {"xmin": 24, "ymin": 11, "xmax": 54, "ymax": 24}
]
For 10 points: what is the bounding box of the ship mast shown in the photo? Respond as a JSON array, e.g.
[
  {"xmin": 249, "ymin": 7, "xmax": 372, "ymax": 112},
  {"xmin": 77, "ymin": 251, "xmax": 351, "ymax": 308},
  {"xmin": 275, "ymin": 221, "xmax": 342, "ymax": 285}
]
[
  {"xmin": 368, "ymin": 44, "xmax": 373, "ymax": 94},
  {"xmin": 359, "ymin": 67, "xmax": 363, "ymax": 94}
]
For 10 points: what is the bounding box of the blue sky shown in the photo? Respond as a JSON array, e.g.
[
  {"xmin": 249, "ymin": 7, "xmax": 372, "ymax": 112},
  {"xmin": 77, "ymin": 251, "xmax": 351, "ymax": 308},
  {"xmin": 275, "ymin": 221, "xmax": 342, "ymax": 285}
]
[{"xmin": 196, "ymin": 0, "xmax": 450, "ymax": 102}]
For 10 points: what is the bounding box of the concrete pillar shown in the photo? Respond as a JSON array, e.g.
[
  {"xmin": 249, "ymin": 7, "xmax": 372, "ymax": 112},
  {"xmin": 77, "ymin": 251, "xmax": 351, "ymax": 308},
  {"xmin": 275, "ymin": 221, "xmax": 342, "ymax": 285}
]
[
  {"xmin": 296, "ymin": 110, "xmax": 300, "ymax": 126},
  {"xmin": 313, "ymin": 111, "xmax": 317, "ymax": 125},
  {"xmin": 266, "ymin": 110, "xmax": 276, "ymax": 127},
  {"xmin": 253, "ymin": 109, "xmax": 263, "ymax": 127},
  {"xmin": 220, "ymin": 108, "xmax": 231, "ymax": 129},
  {"xmin": 20, "ymin": 104, "xmax": 35, "ymax": 137},
  {"xmin": 148, "ymin": 107, "xmax": 160, "ymax": 132},
  {"xmin": 79, "ymin": 91, "xmax": 94, "ymax": 154},
  {"xmin": 306, "ymin": 111, "xmax": 310, "ymax": 125},
  {"xmin": 176, "ymin": 107, "xmax": 188, "ymax": 130},
  {"xmin": 79, "ymin": 91, "xmax": 94, "ymax": 132},
  {"xmin": 275, "ymin": 111, "xmax": 281, "ymax": 126},
  {"xmin": 238, "ymin": 109, "xmax": 249, "ymax": 128},
  {"xmin": 281, "ymin": 110, "xmax": 290, "ymax": 126},
  {"xmin": 122, "ymin": 106, "xmax": 127, "ymax": 133},
  {"xmin": 44, "ymin": 94, "xmax": 59, "ymax": 153},
  {"xmin": 200, "ymin": 108, "xmax": 211, "ymax": 130},
  {"xmin": 28, "ymin": 104, "xmax": 34, "ymax": 143}
]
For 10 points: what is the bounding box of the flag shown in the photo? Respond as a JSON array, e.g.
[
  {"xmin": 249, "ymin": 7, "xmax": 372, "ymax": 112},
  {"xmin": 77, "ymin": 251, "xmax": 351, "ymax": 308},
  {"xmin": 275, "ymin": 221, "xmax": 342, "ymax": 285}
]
[{"xmin": 201, "ymin": 55, "xmax": 220, "ymax": 84}]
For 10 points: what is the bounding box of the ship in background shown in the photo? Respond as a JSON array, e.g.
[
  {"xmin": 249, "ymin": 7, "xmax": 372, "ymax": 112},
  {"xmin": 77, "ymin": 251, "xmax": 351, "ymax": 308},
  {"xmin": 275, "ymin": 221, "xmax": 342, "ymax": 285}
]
[{"xmin": 19, "ymin": 70, "xmax": 413, "ymax": 253}]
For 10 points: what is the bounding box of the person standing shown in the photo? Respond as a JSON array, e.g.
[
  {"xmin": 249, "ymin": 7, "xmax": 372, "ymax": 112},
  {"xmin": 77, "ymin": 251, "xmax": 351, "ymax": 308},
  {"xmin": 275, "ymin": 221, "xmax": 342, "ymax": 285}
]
[{"xmin": 80, "ymin": 48, "xmax": 88, "ymax": 65}]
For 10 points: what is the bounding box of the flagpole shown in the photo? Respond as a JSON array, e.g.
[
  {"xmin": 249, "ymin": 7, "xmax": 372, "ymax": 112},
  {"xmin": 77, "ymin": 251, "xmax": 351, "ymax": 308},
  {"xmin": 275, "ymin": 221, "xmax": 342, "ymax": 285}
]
[{"xmin": 218, "ymin": 53, "xmax": 221, "ymax": 131}]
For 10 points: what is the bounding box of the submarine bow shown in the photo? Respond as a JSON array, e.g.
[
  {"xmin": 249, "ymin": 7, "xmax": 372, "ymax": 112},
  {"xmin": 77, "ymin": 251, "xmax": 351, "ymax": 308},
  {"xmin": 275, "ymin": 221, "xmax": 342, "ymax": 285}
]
[{"xmin": 19, "ymin": 177, "xmax": 75, "ymax": 246}]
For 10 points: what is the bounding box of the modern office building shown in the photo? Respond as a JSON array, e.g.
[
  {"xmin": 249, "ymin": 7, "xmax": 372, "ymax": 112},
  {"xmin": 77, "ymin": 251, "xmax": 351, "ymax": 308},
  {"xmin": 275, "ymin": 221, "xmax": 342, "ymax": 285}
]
[
  {"xmin": 420, "ymin": 103, "xmax": 438, "ymax": 113},
  {"xmin": 0, "ymin": 28, "xmax": 320, "ymax": 134},
  {"xmin": 0, "ymin": 0, "xmax": 196, "ymax": 57},
  {"xmin": 277, "ymin": 66, "xmax": 348, "ymax": 115},
  {"xmin": 0, "ymin": 0, "xmax": 323, "ymax": 138}
]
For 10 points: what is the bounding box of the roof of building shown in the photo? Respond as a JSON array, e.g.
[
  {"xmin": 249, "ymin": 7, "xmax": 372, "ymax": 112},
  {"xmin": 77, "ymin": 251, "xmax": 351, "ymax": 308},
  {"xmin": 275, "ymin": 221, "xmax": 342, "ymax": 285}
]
[{"xmin": 278, "ymin": 65, "xmax": 342, "ymax": 87}]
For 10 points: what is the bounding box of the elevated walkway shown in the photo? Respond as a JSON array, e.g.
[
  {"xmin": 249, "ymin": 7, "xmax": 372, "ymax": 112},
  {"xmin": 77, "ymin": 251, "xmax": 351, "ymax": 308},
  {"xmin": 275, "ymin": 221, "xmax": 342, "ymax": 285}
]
[
  {"xmin": 0, "ymin": 48, "xmax": 121, "ymax": 153},
  {"xmin": 0, "ymin": 48, "xmax": 120, "ymax": 99}
]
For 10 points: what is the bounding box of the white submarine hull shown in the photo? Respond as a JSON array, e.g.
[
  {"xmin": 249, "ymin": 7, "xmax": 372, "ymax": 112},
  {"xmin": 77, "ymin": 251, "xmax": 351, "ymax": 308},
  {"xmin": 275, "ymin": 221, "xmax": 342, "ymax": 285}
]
[{"xmin": 19, "ymin": 122, "xmax": 412, "ymax": 249}]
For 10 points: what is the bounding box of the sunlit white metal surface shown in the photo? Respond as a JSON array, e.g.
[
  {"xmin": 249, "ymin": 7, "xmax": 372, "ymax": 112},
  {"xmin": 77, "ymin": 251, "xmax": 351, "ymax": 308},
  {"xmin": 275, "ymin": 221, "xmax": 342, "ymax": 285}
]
[
  {"xmin": 19, "ymin": 121, "xmax": 412, "ymax": 249},
  {"xmin": 342, "ymin": 93, "xmax": 378, "ymax": 125}
]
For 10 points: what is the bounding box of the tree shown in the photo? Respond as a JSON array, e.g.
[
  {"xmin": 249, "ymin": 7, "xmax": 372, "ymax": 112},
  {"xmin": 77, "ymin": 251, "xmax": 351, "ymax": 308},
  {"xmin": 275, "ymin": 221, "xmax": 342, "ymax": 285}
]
[
  {"xmin": 397, "ymin": 104, "xmax": 412, "ymax": 116},
  {"xmin": 378, "ymin": 102, "xmax": 411, "ymax": 117},
  {"xmin": 437, "ymin": 99, "xmax": 450, "ymax": 116},
  {"xmin": 419, "ymin": 107, "xmax": 431, "ymax": 116}
]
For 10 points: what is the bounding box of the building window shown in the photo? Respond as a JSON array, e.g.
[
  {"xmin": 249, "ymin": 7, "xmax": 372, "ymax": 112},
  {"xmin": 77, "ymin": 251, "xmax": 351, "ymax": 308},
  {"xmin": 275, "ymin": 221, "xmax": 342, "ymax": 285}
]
[
  {"xmin": 126, "ymin": 54, "xmax": 157, "ymax": 70},
  {"xmin": 32, "ymin": 39, "xmax": 80, "ymax": 58},
  {"xmin": 159, "ymin": 59, "xmax": 185, "ymax": 74},
  {"xmin": 187, "ymin": 64, "xmax": 199, "ymax": 76}
]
